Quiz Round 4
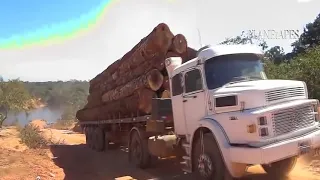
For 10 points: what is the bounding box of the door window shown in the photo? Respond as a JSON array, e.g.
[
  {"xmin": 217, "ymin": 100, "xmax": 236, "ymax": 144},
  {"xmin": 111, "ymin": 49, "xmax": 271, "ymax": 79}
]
[
  {"xmin": 184, "ymin": 69, "xmax": 203, "ymax": 93},
  {"xmin": 172, "ymin": 74, "xmax": 183, "ymax": 96}
]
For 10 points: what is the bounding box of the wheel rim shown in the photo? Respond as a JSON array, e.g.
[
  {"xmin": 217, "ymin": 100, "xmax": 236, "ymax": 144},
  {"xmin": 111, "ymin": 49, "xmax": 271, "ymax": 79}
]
[
  {"xmin": 198, "ymin": 153, "xmax": 214, "ymax": 178},
  {"xmin": 131, "ymin": 139, "xmax": 142, "ymax": 164}
]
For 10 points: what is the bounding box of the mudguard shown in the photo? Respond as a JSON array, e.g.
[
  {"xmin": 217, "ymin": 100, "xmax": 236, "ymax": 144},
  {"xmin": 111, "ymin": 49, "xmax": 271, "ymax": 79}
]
[{"xmin": 191, "ymin": 118, "xmax": 247, "ymax": 178}]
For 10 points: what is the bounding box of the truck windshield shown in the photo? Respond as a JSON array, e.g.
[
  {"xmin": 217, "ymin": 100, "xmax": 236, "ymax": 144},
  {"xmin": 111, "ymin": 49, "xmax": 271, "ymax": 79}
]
[{"xmin": 204, "ymin": 53, "xmax": 266, "ymax": 89}]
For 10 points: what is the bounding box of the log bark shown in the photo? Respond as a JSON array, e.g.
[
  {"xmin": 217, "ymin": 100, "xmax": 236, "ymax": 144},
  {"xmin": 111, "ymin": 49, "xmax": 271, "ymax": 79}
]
[
  {"xmin": 85, "ymin": 92, "xmax": 103, "ymax": 109},
  {"xmin": 166, "ymin": 51, "xmax": 180, "ymax": 59},
  {"xmin": 183, "ymin": 47, "xmax": 197, "ymax": 63},
  {"xmin": 101, "ymin": 69, "xmax": 163, "ymax": 102},
  {"xmin": 77, "ymin": 88, "xmax": 156, "ymax": 121},
  {"xmin": 162, "ymin": 76, "xmax": 170, "ymax": 91},
  {"xmin": 90, "ymin": 59, "xmax": 121, "ymax": 87},
  {"xmin": 142, "ymin": 23, "xmax": 174, "ymax": 59}
]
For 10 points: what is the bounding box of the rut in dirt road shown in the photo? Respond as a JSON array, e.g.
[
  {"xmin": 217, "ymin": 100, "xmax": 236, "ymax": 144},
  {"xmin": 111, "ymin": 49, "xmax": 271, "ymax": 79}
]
[{"xmin": 49, "ymin": 144, "xmax": 317, "ymax": 180}]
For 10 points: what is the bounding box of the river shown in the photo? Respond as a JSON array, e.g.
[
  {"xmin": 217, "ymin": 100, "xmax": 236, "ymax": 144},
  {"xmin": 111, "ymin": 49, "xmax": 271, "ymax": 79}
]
[{"xmin": 4, "ymin": 107, "xmax": 63, "ymax": 126}]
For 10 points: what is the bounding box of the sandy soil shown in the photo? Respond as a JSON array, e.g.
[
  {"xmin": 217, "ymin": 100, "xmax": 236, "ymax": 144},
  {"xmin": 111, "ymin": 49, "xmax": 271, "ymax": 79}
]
[{"xmin": 1, "ymin": 126, "xmax": 320, "ymax": 180}]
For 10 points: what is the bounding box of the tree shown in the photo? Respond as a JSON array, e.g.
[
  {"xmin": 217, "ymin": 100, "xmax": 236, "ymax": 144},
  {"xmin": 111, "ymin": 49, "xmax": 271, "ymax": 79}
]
[
  {"xmin": 265, "ymin": 46, "xmax": 286, "ymax": 64},
  {"xmin": 265, "ymin": 46, "xmax": 320, "ymax": 99},
  {"xmin": 291, "ymin": 13, "xmax": 320, "ymax": 56},
  {"xmin": 0, "ymin": 79, "xmax": 32, "ymax": 128},
  {"xmin": 220, "ymin": 30, "xmax": 268, "ymax": 50}
]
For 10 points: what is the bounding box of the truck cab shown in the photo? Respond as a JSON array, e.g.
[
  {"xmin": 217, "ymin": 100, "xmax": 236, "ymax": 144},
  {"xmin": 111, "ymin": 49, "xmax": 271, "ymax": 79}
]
[{"xmin": 164, "ymin": 44, "xmax": 320, "ymax": 179}]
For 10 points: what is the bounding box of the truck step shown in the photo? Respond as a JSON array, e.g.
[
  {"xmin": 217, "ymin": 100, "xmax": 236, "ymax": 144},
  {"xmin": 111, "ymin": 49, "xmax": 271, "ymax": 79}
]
[
  {"xmin": 180, "ymin": 159, "xmax": 192, "ymax": 173},
  {"xmin": 182, "ymin": 156, "xmax": 191, "ymax": 161},
  {"xmin": 182, "ymin": 143, "xmax": 191, "ymax": 155}
]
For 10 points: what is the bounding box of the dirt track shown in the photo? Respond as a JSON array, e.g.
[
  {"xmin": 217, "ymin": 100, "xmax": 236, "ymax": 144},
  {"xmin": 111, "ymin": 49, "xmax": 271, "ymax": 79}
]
[{"xmin": 1, "ymin": 127, "xmax": 320, "ymax": 180}]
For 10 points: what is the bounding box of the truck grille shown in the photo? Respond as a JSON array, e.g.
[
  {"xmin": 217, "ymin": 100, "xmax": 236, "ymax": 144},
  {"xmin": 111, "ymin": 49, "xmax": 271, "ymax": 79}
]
[
  {"xmin": 272, "ymin": 104, "xmax": 315, "ymax": 136},
  {"xmin": 265, "ymin": 87, "xmax": 305, "ymax": 103}
]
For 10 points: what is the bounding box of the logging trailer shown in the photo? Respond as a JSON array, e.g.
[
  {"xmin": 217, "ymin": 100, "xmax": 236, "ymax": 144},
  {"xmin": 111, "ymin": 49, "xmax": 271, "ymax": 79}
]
[{"xmin": 79, "ymin": 44, "xmax": 320, "ymax": 179}]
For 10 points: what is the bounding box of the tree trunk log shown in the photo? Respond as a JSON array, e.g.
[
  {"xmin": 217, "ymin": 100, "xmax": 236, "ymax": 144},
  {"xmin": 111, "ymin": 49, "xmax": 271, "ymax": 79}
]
[
  {"xmin": 183, "ymin": 47, "xmax": 197, "ymax": 63},
  {"xmin": 169, "ymin": 34, "xmax": 187, "ymax": 54},
  {"xmin": 101, "ymin": 69, "xmax": 163, "ymax": 102},
  {"xmin": 162, "ymin": 76, "xmax": 170, "ymax": 91},
  {"xmin": 142, "ymin": 23, "xmax": 174, "ymax": 59},
  {"xmin": 77, "ymin": 88, "xmax": 156, "ymax": 121},
  {"xmin": 89, "ymin": 59, "xmax": 122, "ymax": 88}
]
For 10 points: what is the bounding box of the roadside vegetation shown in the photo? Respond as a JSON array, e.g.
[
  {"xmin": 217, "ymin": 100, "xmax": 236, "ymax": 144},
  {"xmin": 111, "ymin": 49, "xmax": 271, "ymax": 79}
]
[{"xmin": 221, "ymin": 13, "xmax": 320, "ymax": 100}]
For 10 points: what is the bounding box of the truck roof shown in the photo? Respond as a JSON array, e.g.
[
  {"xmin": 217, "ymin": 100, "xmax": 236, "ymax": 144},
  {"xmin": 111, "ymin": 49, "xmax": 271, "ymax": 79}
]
[{"xmin": 172, "ymin": 44, "xmax": 264, "ymax": 76}]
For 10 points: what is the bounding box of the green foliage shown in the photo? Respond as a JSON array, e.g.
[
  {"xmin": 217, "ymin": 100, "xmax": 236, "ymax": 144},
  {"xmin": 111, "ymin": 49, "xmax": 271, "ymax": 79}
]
[
  {"xmin": 265, "ymin": 46, "xmax": 320, "ymax": 99},
  {"xmin": 218, "ymin": 19, "xmax": 320, "ymax": 101},
  {"xmin": 264, "ymin": 46, "xmax": 286, "ymax": 64},
  {"xmin": 220, "ymin": 30, "xmax": 268, "ymax": 50},
  {"xmin": 19, "ymin": 124, "xmax": 48, "ymax": 149},
  {"xmin": 0, "ymin": 79, "xmax": 32, "ymax": 127},
  {"xmin": 292, "ymin": 13, "xmax": 320, "ymax": 56},
  {"xmin": 24, "ymin": 80, "xmax": 89, "ymax": 120}
]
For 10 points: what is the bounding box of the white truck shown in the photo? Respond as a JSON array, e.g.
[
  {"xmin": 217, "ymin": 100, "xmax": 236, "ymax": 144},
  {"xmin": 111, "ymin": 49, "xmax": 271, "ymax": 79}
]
[{"xmin": 81, "ymin": 44, "xmax": 320, "ymax": 179}]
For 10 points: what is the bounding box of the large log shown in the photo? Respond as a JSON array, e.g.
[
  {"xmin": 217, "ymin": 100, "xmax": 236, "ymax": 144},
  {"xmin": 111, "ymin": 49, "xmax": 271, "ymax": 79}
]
[
  {"xmin": 84, "ymin": 91, "xmax": 103, "ymax": 109},
  {"xmin": 77, "ymin": 88, "xmax": 156, "ymax": 121},
  {"xmin": 102, "ymin": 69, "xmax": 163, "ymax": 102},
  {"xmin": 183, "ymin": 47, "xmax": 197, "ymax": 63},
  {"xmin": 89, "ymin": 59, "xmax": 121, "ymax": 88},
  {"xmin": 115, "ymin": 23, "xmax": 173, "ymax": 78},
  {"xmin": 141, "ymin": 23, "xmax": 174, "ymax": 59},
  {"xmin": 169, "ymin": 34, "xmax": 187, "ymax": 54}
]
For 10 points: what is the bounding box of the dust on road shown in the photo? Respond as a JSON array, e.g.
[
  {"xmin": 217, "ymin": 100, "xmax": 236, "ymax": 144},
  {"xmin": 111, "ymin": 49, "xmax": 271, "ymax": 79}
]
[{"xmin": 1, "ymin": 126, "xmax": 320, "ymax": 180}]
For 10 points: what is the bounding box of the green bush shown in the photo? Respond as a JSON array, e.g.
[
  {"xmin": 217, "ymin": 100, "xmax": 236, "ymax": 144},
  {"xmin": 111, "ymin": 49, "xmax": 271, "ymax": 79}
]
[
  {"xmin": 265, "ymin": 46, "xmax": 320, "ymax": 100},
  {"xmin": 19, "ymin": 124, "xmax": 48, "ymax": 149}
]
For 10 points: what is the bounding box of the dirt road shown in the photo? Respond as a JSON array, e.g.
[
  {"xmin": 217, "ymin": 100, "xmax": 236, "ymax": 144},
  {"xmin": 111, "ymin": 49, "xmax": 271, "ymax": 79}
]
[{"xmin": 1, "ymin": 127, "xmax": 320, "ymax": 180}]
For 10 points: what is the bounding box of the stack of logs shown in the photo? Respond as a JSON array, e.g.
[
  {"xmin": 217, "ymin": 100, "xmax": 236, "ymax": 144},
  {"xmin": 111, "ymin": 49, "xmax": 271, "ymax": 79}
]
[{"xmin": 76, "ymin": 23, "xmax": 197, "ymax": 121}]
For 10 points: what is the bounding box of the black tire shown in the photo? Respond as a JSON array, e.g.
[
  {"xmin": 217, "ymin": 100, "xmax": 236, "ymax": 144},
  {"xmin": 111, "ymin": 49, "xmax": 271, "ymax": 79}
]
[
  {"xmin": 92, "ymin": 127, "xmax": 97, "ymax": 150},
  {"xmin": 104, "ymin": 132, "xmax": 109, "ymax": 150},
  {"xmin": 129, "ymin": 130, "xmax": 151, "ymax": 169},
  {"xmin": 95, "ymin": 127, "xmax": 105, "ymax": 152},
  {"xmin": 262, "ymin": 156, "xmax": 297, "ymax": 178},
  {"xmin": 88, "ymin": 127, "xmax": 93, "ymax": 149},
  {"xmin": 193, "ymin": 133, "xmax": 232, "ymax": 180}
]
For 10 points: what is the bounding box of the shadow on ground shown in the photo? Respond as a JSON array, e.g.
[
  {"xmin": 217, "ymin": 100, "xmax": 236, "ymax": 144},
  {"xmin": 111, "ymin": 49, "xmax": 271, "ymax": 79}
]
[{"xmin": 50, "ymin": 144, "xmax": 293, "ymax": 180}]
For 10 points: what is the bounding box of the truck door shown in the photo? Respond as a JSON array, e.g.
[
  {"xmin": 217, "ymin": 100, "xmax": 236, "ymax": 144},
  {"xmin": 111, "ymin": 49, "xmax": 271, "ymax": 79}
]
[
  {"xmin": 183, "ymin": 68, "xmax": 206, "ymax": 134},
  {"xmin": 171, "ymin": 73, "xmax": 187, "ymax": 135}
]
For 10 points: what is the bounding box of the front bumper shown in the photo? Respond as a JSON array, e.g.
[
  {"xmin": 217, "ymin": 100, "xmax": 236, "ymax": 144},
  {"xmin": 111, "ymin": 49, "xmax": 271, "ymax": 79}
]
[{"xmin": 229, "ymin": 127, "xmax": 320, "ymax": 164}]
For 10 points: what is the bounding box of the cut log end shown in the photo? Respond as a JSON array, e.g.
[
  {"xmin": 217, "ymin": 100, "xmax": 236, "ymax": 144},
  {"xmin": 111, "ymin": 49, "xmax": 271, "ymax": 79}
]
[
  {"xmin": 172, "ymin": 34, "xmax": 187, "ymax": 54},
  {"xmin": 161, "ymin": 90, "xmax": 171, "ymax": 98},
  {"xmin": 147, "ymin": 69, "xmax": 164, "ymax": 91},
  {"xmin": 138, "ymin": 88, "xmax": 156, "ymax": 114}
]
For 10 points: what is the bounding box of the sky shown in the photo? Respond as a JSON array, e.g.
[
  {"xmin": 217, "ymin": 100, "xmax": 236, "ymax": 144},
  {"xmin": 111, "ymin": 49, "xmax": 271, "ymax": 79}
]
[{"xmin": 0, "ymin": 0, "xmax": 319, "ymax": 82}]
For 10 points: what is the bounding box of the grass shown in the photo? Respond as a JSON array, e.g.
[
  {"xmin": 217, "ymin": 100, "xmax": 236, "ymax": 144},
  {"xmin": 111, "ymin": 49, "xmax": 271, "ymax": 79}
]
[{"xmin": 18, "ymin": 124, "xmax": 48, "ymax": 149}]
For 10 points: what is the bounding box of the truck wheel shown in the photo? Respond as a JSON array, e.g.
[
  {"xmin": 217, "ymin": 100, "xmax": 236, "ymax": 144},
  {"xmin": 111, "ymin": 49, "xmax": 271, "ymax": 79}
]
[
  {"xmin": 91, "ymin": 127, "xmax": 97, "ymax": 150},
  {"xmin": 129, "ymin": 130, "xmax": 151, "ymax": 169},
  {"xmin": 193, "ymin": 133, "xmax": 231, "ymax": 180},
  {"xmin": 104, "ymin": 133, "xmax": 111, "ymax": 150},
  {"xmin": 88, "ymin": 127, "xmax": 93, "ymax": 149},
  {"xmin": 95, "ymin": 127, "xmax": 105, "ymax": 152},
  {"xmin": 262, "ymin": 156, "xmax": 297, "ymax": 178}
]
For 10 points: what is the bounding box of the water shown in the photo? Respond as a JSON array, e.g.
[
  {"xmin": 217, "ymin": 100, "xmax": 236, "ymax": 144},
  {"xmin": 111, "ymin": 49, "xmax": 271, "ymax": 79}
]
[{"xmin": 4, "ymin": 107, "xmax": 63, "ymax": 126}]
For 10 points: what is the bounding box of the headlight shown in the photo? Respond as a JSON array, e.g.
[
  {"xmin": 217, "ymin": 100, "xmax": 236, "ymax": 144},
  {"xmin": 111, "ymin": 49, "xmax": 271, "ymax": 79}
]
[
  {"xmin": 259, "ymin": 127, "xmax": 269, "ymax": 136},
  {"xmin": 258, "ymin": 116, "xmax": 267, "ymax": 125}
]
